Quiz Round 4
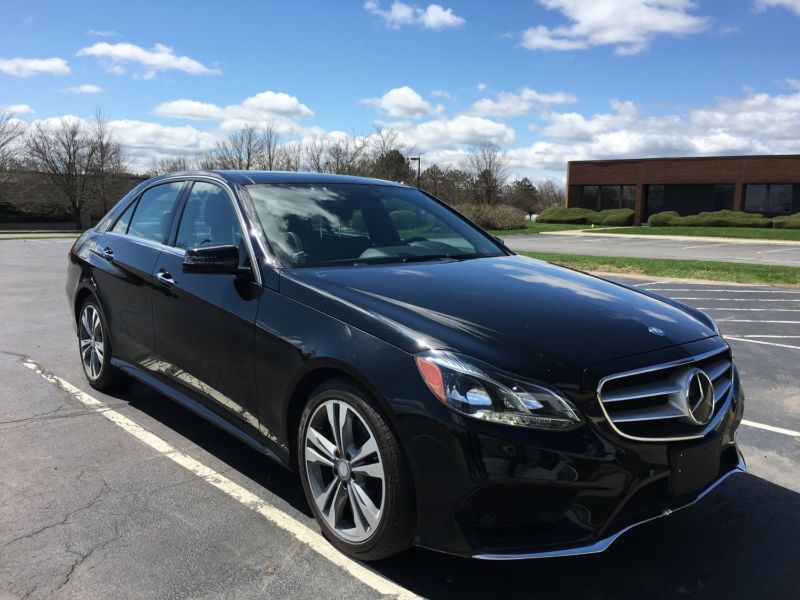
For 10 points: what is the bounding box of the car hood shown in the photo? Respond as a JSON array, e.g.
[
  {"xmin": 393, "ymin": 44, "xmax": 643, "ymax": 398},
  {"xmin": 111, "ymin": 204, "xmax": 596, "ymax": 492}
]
[{"xmin": 279, "ymin": 255, "xmax": 716, "ymax": 387}]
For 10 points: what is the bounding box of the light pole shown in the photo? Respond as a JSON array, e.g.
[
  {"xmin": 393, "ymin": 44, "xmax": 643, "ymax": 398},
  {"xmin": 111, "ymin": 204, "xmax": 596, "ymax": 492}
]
[{"xmin": 408, "ymin": 156, "xmax": 420, "ymax": 188}]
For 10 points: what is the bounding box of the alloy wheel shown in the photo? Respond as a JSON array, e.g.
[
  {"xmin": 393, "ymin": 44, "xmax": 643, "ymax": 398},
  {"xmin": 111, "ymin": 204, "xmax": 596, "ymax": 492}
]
[
  {"xmin": 304, "ymin": 399, "xmax": 386, "ymax": 543},
  {"xmin": 79, "ymin": 304, "xmax": 104, "ymax": 380}
]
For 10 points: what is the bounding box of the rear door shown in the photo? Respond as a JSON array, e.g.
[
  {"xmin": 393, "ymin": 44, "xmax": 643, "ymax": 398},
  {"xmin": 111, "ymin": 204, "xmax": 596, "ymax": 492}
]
[
  {"xmin": 151, "ymin": 180, "xmax": 262, "ymax": 429},
  {"xmin": 92, "ymin": 181, "xmax": 186, "ymax": 366}
]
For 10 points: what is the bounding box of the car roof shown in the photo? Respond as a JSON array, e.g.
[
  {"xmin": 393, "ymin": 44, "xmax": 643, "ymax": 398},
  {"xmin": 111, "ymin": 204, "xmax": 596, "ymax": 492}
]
[{"xmin": 148, "ymin": 170, "xmax": 413, "ymax": 188}]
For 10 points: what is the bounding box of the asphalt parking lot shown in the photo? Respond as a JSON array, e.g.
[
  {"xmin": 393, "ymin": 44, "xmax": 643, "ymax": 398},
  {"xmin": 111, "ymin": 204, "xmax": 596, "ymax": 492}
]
[
  {"xmin": 506, "ymin": 232, "xmax": 800, "ymax": 266},
  {"xmin": 1, "ymin": 238, "xmax": 799, "ymax": 600}
]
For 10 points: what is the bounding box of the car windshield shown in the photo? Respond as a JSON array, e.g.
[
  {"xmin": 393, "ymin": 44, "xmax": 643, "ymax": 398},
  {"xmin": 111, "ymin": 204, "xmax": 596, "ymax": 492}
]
[{"xmin": 246, "ymin": 183, "xmax": 505, "ymax": 268}]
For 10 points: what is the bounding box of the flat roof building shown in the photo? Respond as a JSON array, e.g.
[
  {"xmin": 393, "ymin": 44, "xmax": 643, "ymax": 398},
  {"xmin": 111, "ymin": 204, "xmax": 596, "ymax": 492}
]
[{"xmin": 565, "ymin": 154, "xmax": 800, "ymax": 224}]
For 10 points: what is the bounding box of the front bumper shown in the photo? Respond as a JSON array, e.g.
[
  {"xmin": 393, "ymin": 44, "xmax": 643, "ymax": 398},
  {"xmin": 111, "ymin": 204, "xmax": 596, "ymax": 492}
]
[{"xmin": 385, "ymin": 339, "xmax": 745, "ymax": 559}]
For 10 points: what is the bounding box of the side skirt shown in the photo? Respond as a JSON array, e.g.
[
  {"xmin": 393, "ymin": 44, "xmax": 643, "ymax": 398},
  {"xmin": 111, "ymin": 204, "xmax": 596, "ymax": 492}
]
[{"xmin": 111, "ymin": 358, "xmax": 290, "ymax": 468}]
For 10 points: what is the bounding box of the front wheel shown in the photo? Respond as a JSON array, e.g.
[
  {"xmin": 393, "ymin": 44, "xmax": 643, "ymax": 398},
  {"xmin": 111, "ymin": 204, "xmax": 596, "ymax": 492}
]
[{"xmin": 298, "ymin": 378, "xmax": 415, "ymax": 561}]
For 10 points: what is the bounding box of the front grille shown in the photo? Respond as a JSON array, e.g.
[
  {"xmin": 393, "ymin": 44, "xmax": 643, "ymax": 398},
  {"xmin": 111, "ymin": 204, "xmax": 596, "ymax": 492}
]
[{"xmin": 597, "ymin": 346, "xmax": 734, "ymax": 441}]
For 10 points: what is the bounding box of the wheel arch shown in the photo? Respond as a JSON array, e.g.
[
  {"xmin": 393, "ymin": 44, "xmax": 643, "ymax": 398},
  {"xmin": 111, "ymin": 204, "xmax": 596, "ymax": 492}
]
[{"xmin": 284, "ymin": 358, "xmax": 397, "ymax": 470}]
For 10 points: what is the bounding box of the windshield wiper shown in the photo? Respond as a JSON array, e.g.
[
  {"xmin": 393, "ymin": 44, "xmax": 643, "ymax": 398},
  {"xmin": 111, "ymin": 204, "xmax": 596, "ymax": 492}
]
[{"xmin": 311, "ymin": 254, "xmax": 483, "ymax": 267}]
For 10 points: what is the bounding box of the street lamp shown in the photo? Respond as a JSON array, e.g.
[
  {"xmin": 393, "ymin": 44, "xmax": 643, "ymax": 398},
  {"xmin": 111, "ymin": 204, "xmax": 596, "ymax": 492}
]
[{"xmin": 408, "ymin": 156, "xmax": 421, "ymax": 188}]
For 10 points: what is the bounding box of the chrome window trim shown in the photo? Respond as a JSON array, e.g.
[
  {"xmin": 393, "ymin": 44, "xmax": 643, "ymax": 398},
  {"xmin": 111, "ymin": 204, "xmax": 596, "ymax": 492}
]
[
  {"xmin": 595, "ymin": 344, "xmax": 732, "ymax": 443},
  {"xmin": 473, "ymin": 448, "xmax": 745, "ymax": 560},
  {"xmin": 104, "ymin": 174, "xmax": 263, "ymax": 286}
]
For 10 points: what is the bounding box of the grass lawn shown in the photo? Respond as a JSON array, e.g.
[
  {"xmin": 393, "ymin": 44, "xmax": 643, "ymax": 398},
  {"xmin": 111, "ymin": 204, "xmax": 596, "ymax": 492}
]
[
  {"xmin": 593, "ymin": 225, "xmax": 800, "ymax": 241},
  {"xmin": 0, "ymin": 235, "xmax": 79, "ymax": 241},
  {"xmin": 519, "ymin": 251, "xmax": 800, "ymax": 287},
  {"xmin": 490, "ymin": 223, "xmax": 587, "ymax": 236}
]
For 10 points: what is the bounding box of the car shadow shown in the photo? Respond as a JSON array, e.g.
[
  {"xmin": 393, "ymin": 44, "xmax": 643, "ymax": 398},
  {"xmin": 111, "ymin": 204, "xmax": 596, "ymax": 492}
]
[{"xmin": 113, "ymin": 381, "xmax": 800, "ymax": 600}]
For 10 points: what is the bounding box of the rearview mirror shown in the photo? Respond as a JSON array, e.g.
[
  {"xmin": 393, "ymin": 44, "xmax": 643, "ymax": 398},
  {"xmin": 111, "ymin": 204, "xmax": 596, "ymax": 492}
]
[{"xmin": 183, "ymin": 244, "xmax": 245, "ymax": 275}]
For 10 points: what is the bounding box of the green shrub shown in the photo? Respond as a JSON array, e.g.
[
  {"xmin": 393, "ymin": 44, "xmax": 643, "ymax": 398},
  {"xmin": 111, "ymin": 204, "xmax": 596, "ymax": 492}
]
[
  {"xmin": 647, "ymin": 211, "xmax": 680, "ymax": 226},
  {"xmin": 536, "ymin": 206, "xmax": 596, "ymax": 224},
  {"xmin": 593, "ymin": 208, "xmax": 635, "ymax": 226},
  {"xmin": 536, "ymin": 206, "xmax": 634, "ymax": 226},
  {"xmin": 646, "ymin": 209, "xmax": 772, "ymax": 228},
  {"xmin": 453, "ymin": 203, "xmax": 526, "ymax": 230},
  {"xmin": 389, "ymin": 209, "xmax": 417, "ymax": 230},
  {"xmin": 772, "ymin": 213, "xmax": 800, "ymax": 229}
]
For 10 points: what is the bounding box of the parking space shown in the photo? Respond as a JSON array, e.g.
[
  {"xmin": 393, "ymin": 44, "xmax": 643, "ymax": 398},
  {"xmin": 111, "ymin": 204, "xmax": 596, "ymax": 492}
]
[
  {"xmin": 1, "ymin": 240, "xmax": 799, "ymax": 599},
  {"xmin": 506, "ymin": 233, "xmax": 800, "ymax": 266}
]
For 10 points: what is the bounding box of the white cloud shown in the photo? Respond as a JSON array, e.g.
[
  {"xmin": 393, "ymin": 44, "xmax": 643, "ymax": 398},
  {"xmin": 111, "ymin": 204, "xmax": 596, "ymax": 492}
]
[
  {"xmin": 86, "ymin": 29, "xmax": 120, "ymax": 37},
  {"xmin": 153, "ymin": 91, "xmax": 314, "ymax": 132},
  {"xmin": 398, "ymin": 115, "xmax": 516, "ymax": 149},
  {"xmin": 431, "ymin": 89, "xmax": 451, "ymax": 99},
  {"xmin": 477, "ymin": 82, "xmax": 487, "ymax": 92},
  {"xmin": 362, "ymin": 86, "xmax": 438, "ymax": 118},
  {"xmin": 364, "ymin": 1, "xmax": 465, "ymax": 29},
  {"xmin": 787, "ymin": 78, "xmax": 800, "ymax": 89},
  {"xmin": 521, "ymin": 0, "xmax": 709, "ymax": 55},
  {"xmin": 470, "ymin": 87, "xmax": 577, "ymax": 118},
  {"xmin": 63, "ymin": 84, "xmax": 103, "ymax": 94},
  {"xmin": 756, "ymin": 0, "xmax": 800, "ymax": 15},
  {"xmin": 76, "ymin": 42, "xmax": 219, "ymax": 78},
  {"xmin": 0, "ymin": 57, "xmax": 70, "ymax": 77},
  {"xmin": 108, "ymin": 119, "xmax": 218, "ymax": 168},
  {"xmin": 1, "ymin": 104, "xmax": 34, "ymax": 115},
  {"xmin": 505, "ymin": 88, "xmax": 800, "ymax": 178}
]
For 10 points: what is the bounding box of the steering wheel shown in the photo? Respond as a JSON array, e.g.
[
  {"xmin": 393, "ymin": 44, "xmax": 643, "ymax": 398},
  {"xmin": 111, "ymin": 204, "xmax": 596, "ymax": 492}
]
[
  {"xmin": 286, "ymin": 231, "xmax": 304, "ymax": 256},
  {"xmin": 404, "ymin": 236, "xmax": 429, "ymax": 244}
]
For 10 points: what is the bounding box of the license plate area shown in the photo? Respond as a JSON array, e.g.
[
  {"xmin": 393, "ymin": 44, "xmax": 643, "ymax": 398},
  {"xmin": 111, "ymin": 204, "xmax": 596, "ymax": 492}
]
[{"xmin": 669, "ymin": 434, "xmax": 722, "ymax": 496}]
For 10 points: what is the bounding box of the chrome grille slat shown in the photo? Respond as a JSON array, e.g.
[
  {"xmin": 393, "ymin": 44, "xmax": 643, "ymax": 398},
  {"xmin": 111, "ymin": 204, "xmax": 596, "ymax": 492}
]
[
  {"xmin": 706, "ymin": 359, "xmax": 732, "ymax": 382},
  {"xmin": 611, "ymin": 404, "xmax": 685, "ymax": 423},
  {"xmin": 602, "ymin": 382, "xmax": 683, "ymax": 403},
  {"xmin": 597, "ymin": 346, "xmax": 734, "ymax": 442}
]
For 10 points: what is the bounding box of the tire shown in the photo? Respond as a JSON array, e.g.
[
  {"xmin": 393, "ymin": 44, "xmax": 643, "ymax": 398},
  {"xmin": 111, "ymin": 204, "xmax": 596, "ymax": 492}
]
[
  {"xmin": 77, "ymin": 298, "xmax": 127, "ymax": 391},
  {"xmin": 298, "ymin": 377, "xmax": 415, "ymax": 561}
]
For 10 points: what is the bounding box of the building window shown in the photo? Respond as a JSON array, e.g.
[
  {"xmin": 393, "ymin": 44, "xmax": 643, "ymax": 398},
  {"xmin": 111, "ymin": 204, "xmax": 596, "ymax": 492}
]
[
  {"xmin": 581, "ymin": 186, "xmax": 599, "ymax": 209},
  {"xmin": 645, "ymin": 185, "xmax": 664, "ymax": 216},
  {"xmin": 745, "ymin": 184, "xmax": 793, "ymax": 215},
  {"xmin": 713, "ymin": 184, "xmax": 735, "ymax": 210},
  {"xmin": 583, "ymin": 185, "xmax": 635, "ymax": 210}
]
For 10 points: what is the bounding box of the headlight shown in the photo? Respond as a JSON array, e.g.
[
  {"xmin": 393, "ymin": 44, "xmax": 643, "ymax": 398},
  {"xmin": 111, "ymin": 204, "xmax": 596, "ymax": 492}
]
[{"xmin": 415, "ymin": 351, "xmax": 582, "ymax": 430}]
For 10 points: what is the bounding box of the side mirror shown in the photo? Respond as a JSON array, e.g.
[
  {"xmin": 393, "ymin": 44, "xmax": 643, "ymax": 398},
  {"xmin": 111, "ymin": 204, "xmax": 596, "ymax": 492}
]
[{"xmin": 183, "ymin": 244, "xmax": 246, "ymax": 276}]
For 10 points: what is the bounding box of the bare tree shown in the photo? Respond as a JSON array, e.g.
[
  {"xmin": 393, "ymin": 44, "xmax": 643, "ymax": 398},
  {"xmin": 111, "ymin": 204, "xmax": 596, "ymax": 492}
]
[
  {"xmin": 90, "ymin": 109, "xmax": 126, "ymax": 212},
  {"xmin": 146, "ymin": 155, "xmax": 190, "ymax": 177},
  {"xmin": 465, "ymin": 143, "xmax": 509, "ymax": 204},
  {"xmin": 536, "ymin": 178, "xmax": 565, "ymax": 208},
  {"xmin": 256, "ymin": 123, "xmax": 282, "ymax": 170},
  {"xmin": 303, "ymin": 132, "xmax": 331, "ymax": 172},
  {"xmin": 213, "ymin": 126, "xmax": 265, "ymax": 170},
  {"xmin": 277, "ymin": 140, "xmax": 302, "ymax": 171},
  {"xmin": 0, "ymin": 108, "xmax": 26, "ymax": 191},
  {"xmin": 26, "ymin": 113, "xmax": 124, "ymax": 229}
]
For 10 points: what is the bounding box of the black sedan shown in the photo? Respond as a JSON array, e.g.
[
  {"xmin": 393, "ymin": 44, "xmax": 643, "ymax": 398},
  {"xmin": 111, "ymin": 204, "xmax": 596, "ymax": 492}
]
[{"xmin": 66, "ymin": 171, "xmax": 745, "ymax": 560}]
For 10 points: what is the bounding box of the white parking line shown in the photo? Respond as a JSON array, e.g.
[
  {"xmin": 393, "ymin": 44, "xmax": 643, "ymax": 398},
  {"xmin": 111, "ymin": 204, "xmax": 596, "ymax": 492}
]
[
  {"xmin": 738, "ymin": 335, "xmax": 800, "ymax": 339},
  {"xmin": 741, "ymin": 420, "xmax": 800, "ymax": 438},
  {"xmin": 698, "ymin": 308, "xmax": 800, "ymax": 312},
  {"xmin": 646, "ymin": 289, "xmax": 794, "ymax": 293},
  {"xmin": 725, "ymin": 336, "xmax": 800, "ymax": 350},
  {"xmin": 20, "ymin": 358, "xmax": 420, "ymax": 600},
  {"xmin": 632, "ymin": 281, "xmax": 669, "ymax": 287},
  {"xmin": 718, "ymin": 319, "xmax": 800, "ymax": 324},
  {"xmin": 673, "ymin": 298, "xmax": 800, "ymax": 302}
]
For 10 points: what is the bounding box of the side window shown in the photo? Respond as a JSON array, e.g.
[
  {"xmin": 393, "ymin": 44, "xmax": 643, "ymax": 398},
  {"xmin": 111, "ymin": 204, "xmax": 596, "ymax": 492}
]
[
  {"xmin": 175, "ymin": 182, "xmax": 243, "ymax": 249},
  {"xmin": 128, "ymin": 182, "xmax": 184, "ymax": 244},
  {"xmin": 111, "ymin": 200, "xmax": 136, "ymax": 234}
]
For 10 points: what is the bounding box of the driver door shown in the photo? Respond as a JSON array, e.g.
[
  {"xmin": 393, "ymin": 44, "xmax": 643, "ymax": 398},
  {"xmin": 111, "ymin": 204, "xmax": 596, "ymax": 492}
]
[{"xmin": 151, "ymin": 180, "xmax": 262, "ymax": 430}]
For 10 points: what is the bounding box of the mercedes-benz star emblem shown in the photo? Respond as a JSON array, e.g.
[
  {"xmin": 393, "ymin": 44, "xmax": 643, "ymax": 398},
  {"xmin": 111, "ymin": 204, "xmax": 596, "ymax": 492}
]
[{"xmin": 683, "ymin": 368, "xmax": 715, "ymax": 425}]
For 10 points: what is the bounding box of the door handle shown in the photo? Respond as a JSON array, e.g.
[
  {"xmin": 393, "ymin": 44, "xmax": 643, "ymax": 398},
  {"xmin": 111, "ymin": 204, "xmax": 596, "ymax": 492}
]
[
  {"xmin": 101, "ymin": 247, "xmax": 114, "ymax": 262},
  {"xmin": 156, "ymin": 270, "xmax": 175, "ymax": 288}
]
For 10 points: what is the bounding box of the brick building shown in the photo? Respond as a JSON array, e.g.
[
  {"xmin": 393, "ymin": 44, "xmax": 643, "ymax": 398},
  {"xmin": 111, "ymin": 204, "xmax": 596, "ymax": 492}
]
[{"xmin": 565, "ymin": 154, "xmax": 800, "ymax": 225}]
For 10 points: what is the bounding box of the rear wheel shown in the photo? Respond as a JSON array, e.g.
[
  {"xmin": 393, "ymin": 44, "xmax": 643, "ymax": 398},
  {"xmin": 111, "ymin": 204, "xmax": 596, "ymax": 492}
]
[
  {"xmin": 77, "ymin": 298, "xmax": 126, "ymax": 390},
  {"xmin": 298, "ymin": 378, "xmax": 415, "ymax": 561}
]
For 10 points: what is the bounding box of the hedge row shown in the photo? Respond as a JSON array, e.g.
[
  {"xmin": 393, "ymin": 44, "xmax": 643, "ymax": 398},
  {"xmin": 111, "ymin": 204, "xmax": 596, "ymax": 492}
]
[
  {"xmin": 647, "ymin": 209, "xmax": 800, "ymax": 228},
  {"xmin": 536, "ymin": 206, "xmax": 635, "ymax": 226},
  {"xmin": 454, "ymin": 203, "xmax": 527, "ymax": 230}
]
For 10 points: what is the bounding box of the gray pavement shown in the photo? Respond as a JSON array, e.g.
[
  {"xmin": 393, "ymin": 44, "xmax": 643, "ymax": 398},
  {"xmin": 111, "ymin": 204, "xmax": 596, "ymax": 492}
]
[
  {"xmin": 505, "ymin": 232, "xmax": 800, "ymax": 266},
  {"xmin": 1, "ymin": 239, "xmax": 799, "ymax": 599}
]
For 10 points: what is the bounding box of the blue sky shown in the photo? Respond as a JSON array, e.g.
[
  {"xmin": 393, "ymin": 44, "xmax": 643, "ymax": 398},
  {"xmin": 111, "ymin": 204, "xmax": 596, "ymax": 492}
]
[{"xmin": 2, "ymin": 0, "xmax": 800, "ymax": 178}]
